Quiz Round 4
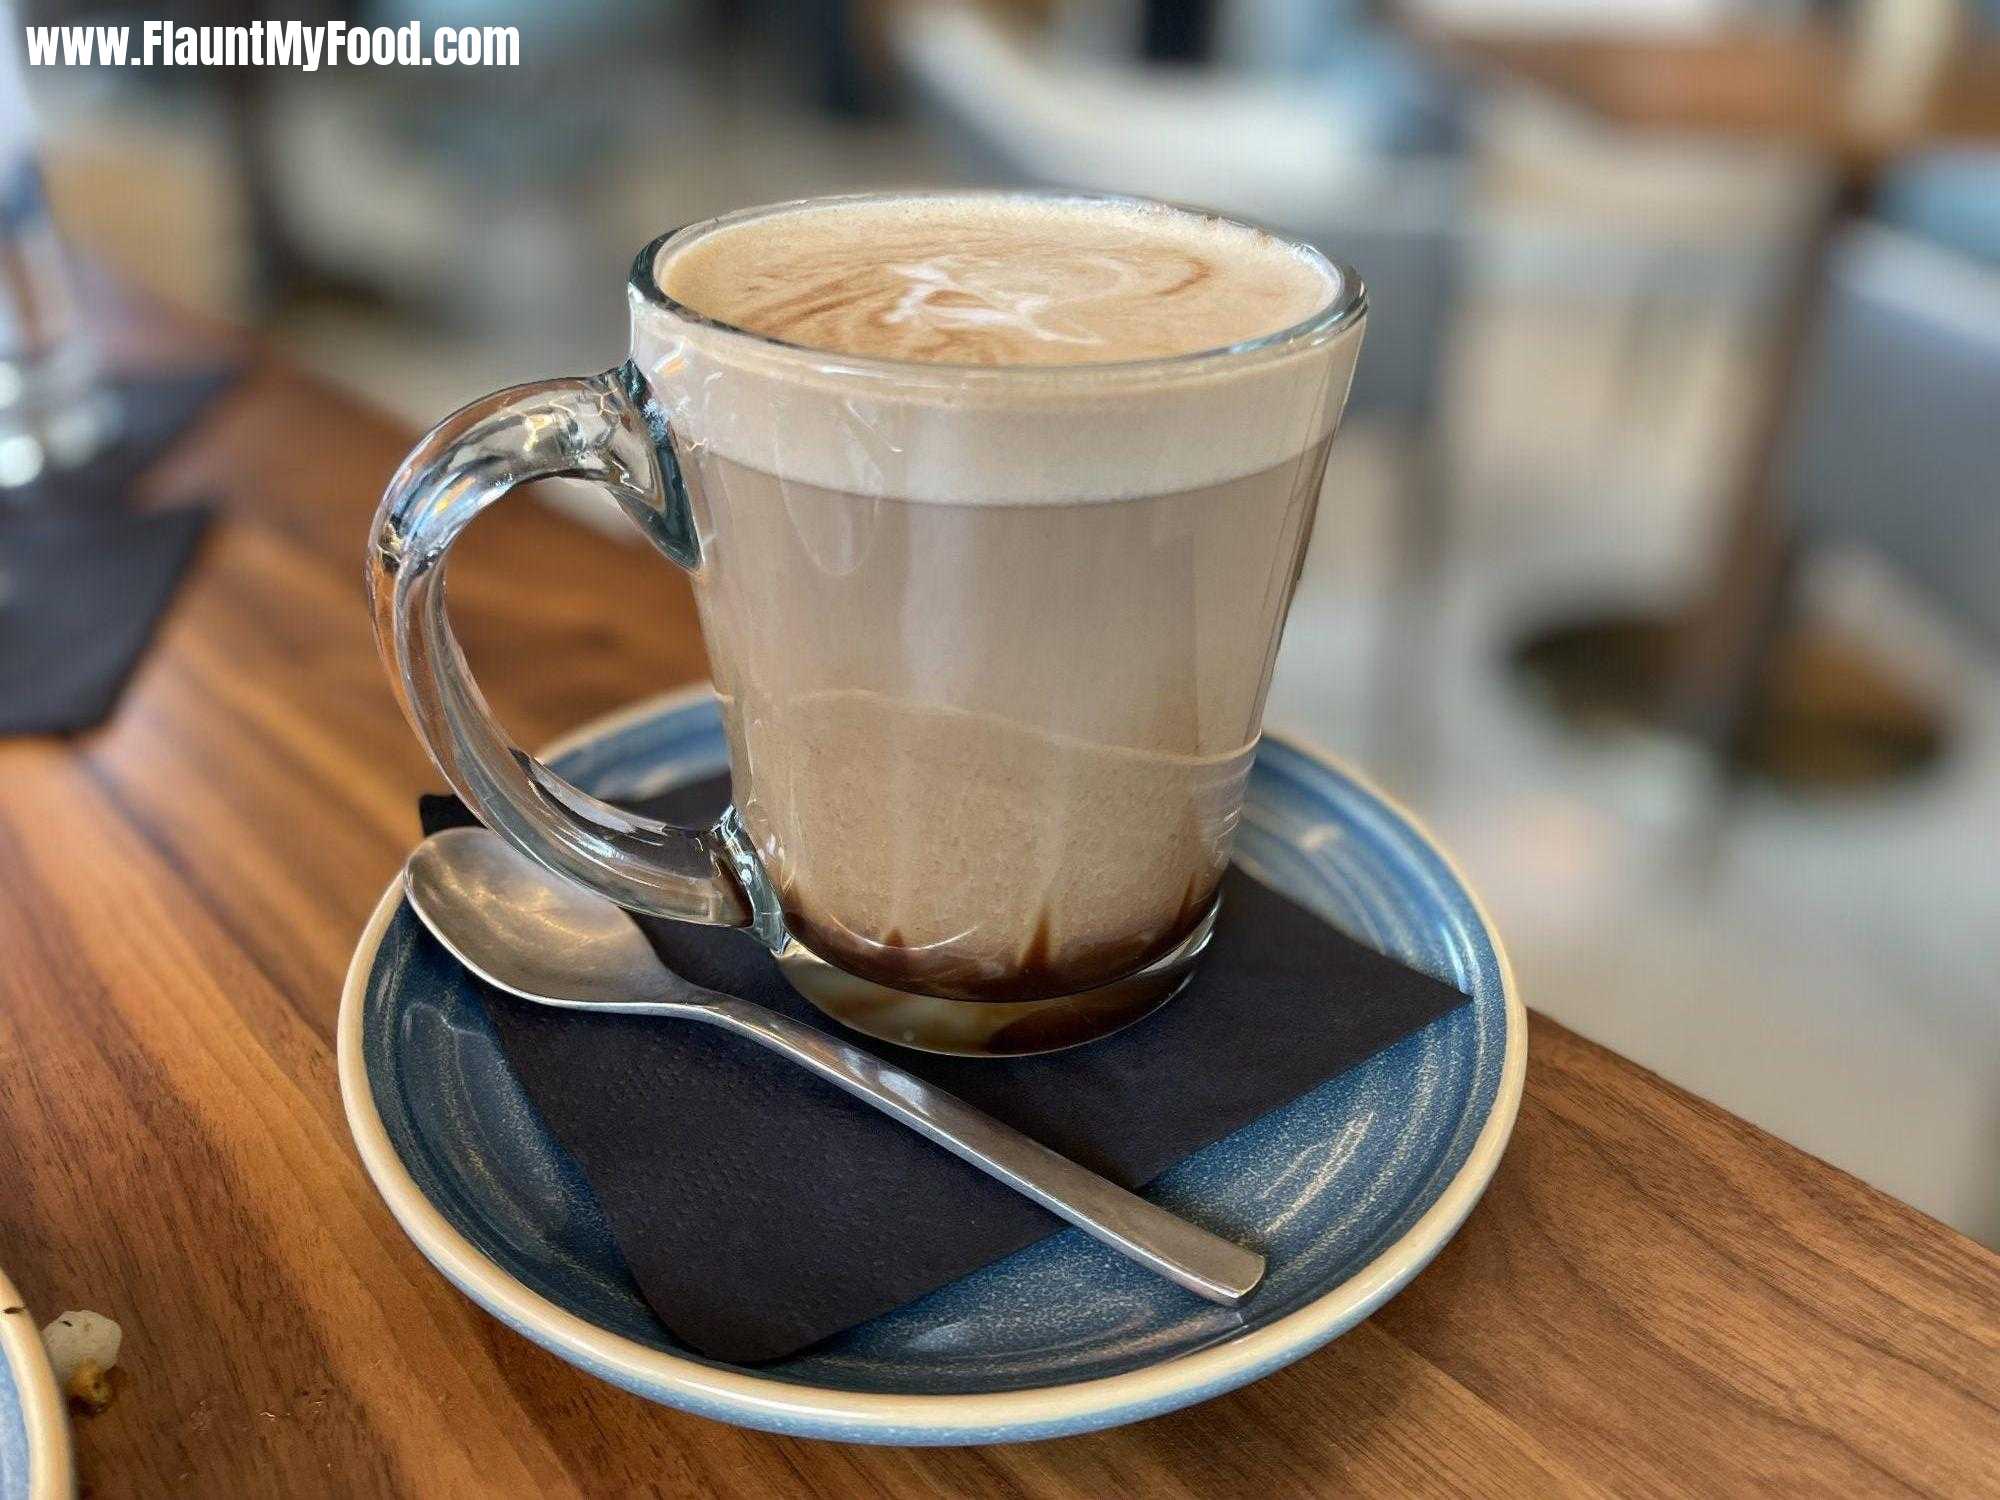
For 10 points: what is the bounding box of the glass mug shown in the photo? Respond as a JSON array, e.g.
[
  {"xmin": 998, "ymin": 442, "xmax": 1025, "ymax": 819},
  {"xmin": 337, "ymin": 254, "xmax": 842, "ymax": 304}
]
[{"xmin": 370, "ymin": 192, "xmax": 1366, "ymax": 1056}]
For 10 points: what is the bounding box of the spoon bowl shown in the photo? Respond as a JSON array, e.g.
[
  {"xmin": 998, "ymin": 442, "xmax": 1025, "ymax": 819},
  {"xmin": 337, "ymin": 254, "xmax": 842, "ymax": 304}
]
[{"xmin": 406, "ymin": 827, "xmax": 680, "ymax": 1007}]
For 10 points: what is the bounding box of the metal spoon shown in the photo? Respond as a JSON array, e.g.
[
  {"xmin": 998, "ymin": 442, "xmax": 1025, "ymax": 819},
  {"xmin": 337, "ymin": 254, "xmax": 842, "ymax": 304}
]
[{"xmin": 403, "ymin": 827, "xmax": 1266, "ymax": 1306}]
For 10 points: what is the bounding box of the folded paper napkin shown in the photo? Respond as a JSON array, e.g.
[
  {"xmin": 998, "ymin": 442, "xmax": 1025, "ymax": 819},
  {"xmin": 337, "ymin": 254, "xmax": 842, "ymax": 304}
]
[
  {"xmin": 419, "ymin": 773, "xmax": 1470, "ymax": 1363},
  {"xmin": 0, "ymin": 366, "xmax": 237, "ymax": 736}
]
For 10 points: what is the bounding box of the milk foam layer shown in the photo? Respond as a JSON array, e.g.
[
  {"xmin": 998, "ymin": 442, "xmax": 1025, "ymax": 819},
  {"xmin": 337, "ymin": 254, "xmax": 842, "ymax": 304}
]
[
  {"xmin": 657, "ymin": 195, "xmax": 1335, "ymax": 366},
  {"xmin": 632, "ymin": 193, "xmax": 1365, "ymax": 503}
]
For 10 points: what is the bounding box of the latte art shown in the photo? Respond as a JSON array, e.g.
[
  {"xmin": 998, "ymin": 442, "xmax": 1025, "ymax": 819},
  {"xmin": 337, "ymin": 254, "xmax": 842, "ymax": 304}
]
[
  {"xmin": 636, "ymin": 194, "xmax": 1361, "ymax": 505},
  {"xmin": 657, "ymin": 195, "xmax": 1332, "ymax": 365},
  {"xmin": 877, "ymin": 255, "xmax": 1125, "ymax": 348}
]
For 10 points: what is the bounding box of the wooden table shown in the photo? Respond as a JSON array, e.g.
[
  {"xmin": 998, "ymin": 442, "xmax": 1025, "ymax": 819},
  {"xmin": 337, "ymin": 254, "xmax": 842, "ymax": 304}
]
[
  {"xmin": 1, "ymin": 328, "xmax": 1996, "ymax": 1496},
  {"xmin": 1410, "ymin": 25, "xmax": 2000, "ymax": 165}
]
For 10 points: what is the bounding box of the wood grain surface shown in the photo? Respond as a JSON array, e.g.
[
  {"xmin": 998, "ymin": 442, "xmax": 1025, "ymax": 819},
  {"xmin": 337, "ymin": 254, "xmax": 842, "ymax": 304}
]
[
  {"xmin": 1404, "ymin": 22, "xmax": 2000, "ymax": 166},
  {"xmin": 0, "ymin": 331, "xmax": 1995, "ymax": 1496}
]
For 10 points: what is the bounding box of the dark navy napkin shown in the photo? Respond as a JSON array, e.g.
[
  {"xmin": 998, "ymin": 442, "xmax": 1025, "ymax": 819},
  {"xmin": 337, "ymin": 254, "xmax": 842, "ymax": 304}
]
[
  {"xmin": 0, "ymin": 366, "xmax": 235, "ymax": 735},
  {"xmin": 0, "ymin": 505, "xmax": 209, "ymax": 734},
  {"xmin": 419, "ymin": 775, "xmax": 1470, "ymax": 1364}
]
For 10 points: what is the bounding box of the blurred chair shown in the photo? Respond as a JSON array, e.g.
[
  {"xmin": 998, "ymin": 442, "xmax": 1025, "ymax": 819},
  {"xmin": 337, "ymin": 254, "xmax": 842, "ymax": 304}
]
[
  {"xmin": 1782, "ymin": 223, "xmax": 2000, "ymax": 654},
  {"xmin": 1877, "ymin": 150, "xmax": 2000, "ymax": 272},
  {"xmin": 1832, "ymin": 0, "xmax": 2000, "ymax": 496},
  {"xmin": 1873, "ymin": 5, "xmax": 2000, "ymax": 270},
  {"xmin": 1474, "ymin": 93, "xmax": 1827, "ymax": 491}
]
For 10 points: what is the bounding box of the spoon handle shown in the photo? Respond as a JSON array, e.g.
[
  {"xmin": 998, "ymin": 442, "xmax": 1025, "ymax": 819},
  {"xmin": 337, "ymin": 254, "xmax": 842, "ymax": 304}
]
[{"xmin": 698, "ymin": 997, "xmax": 1265, "ymax": 1306}]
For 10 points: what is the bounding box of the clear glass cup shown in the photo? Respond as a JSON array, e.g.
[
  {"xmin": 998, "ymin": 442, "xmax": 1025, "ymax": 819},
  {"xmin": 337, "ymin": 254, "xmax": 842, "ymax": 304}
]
[
  {"xmin": 370, "ymin": 192, "xmax": 1366, "ymax": 1055},
  {"xmin": 0, "ymin": 16, "xmax": 115, "ymax": 491}
]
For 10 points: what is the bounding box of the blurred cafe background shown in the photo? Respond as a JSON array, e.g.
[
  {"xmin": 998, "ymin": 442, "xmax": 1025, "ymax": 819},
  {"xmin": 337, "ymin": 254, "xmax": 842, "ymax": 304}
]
[{"xmin": 11, "ymin": 0, "xmax": 1998, "ymax": 1243}]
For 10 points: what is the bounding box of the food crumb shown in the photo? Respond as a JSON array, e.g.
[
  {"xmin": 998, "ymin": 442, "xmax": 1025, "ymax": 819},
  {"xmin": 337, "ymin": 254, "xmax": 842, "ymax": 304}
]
[
  {"xmin": 41, "ymin": 1310, "xmax": 123, "ymax": 1385},
  {"xmin": 66, "ymin": 1360, "xmax": 114, "ymax": 1414}
]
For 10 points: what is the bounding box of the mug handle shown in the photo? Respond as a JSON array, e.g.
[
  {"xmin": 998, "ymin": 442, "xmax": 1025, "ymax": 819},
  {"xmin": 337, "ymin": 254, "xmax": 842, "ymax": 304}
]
[{"xmin": 368, "ymin": 361, "xmax": 766, "ymax": 933}]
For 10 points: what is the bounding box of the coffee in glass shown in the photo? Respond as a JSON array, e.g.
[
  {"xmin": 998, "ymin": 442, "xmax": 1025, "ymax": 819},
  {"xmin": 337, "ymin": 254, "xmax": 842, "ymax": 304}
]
[{"xmin": 371, "ymin": 191, "xmax": 1365, "ymax": 1053}]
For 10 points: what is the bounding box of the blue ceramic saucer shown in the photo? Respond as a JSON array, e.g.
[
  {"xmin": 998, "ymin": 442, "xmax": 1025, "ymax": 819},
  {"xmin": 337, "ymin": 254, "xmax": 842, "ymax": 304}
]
[
  {"xmin": 0, "ymin": 1265, "xmax": 70, "ymax": 1499},
  {"xmin": 338, "ymin": 686, "xmax": 1524, "ymax": 1444}
]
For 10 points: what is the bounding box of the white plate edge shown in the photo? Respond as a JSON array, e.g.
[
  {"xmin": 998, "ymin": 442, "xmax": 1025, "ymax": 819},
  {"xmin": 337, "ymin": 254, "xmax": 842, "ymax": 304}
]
[{"xmin": 0, "ymin": 1265, "xmax": 74, "ymax": 1499}]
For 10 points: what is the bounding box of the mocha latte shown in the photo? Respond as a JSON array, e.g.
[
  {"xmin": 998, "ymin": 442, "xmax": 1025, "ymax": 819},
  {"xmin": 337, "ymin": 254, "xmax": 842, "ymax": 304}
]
[
  {"xmin": 639, "ymin": 194, "xmax": 1361, "ymax": 1000},
  {"xmin": 658, "ymin": 192, "xmax": 1336, "ymax": 366}
]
